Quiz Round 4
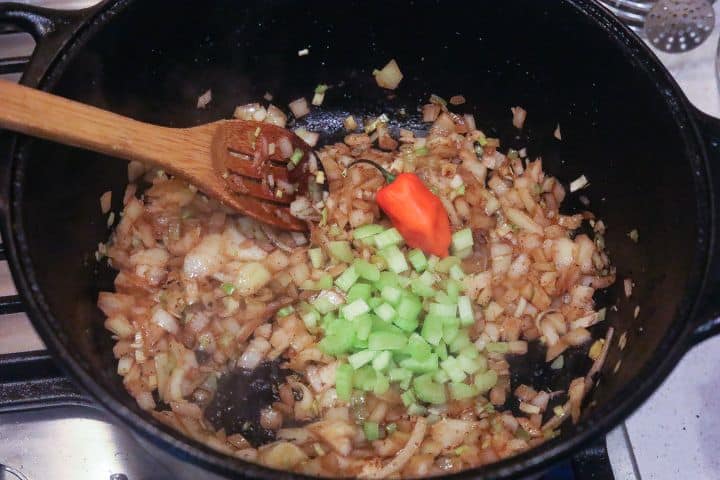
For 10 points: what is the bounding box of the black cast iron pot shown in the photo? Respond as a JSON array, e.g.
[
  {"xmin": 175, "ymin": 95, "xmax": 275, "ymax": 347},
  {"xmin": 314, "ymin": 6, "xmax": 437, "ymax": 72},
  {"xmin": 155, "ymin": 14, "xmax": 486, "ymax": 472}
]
[{"xmin": 2, "ymin": 0, "xmax": 720, "ymax": 478}]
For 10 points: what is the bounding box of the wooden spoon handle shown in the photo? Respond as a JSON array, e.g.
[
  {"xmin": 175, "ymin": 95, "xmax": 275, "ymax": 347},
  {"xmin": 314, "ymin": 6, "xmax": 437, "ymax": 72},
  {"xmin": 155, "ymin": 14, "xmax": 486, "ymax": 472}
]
[{"xmin": 0, "ymin": 80, "xmax": 192, "ymax": 168}]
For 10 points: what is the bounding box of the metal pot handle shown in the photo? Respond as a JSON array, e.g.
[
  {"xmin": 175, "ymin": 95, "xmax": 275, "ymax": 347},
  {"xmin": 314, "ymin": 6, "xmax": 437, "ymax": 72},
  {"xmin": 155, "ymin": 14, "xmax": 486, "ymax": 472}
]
[
  {"xmin": 0, "ymin": 2, "xmax": 104, "ymax": 86},
  {"xmin": 689, "ymin": 107, "xmax": 720, "ymax": 346}
]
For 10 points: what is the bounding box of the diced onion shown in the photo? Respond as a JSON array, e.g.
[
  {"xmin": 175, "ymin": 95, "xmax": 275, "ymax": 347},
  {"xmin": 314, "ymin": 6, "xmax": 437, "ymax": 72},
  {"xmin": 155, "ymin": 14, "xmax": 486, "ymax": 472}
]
[
  {"xmin": 295, "ymin": 128, "xmax": 320, "ymax": 147},
  {"xmin": 570, "ymin": 175, "xmax": 589, "ymax": 192},
  {"xmin": 463, "ymin": 114, "xmax": 476, "ymax": 131},
  {"xmin": 373, "ymin": 59, "xmax": 403, "ymax": 90},
  {"xmin": 422, "ymin": 104, "xmax": 441, "ymax": 122},
  {"xmin": 265, "ymin": 104, "xmax": 287, "ymax": 127},
  {"xmin": 196, "ymin": 89, "xmax": 212, "ymax": 109},
  {"xmin": 100, "ymin": 191, "xmax": 112, "ymax": 214},
  {"xmin": 152, "ymin": 308, "xmax": 179, "ymax": 335},
  {"xmin": 289, "ymin": 97, "xmax": 310, "ymax": 118},
  {"xmin": 344, "ymin": 115, "xmax": 358, "ymax": 131},
  {"xmin": 511, "ymin": 106, "xmax": 527, "ymax": 129},
  {"xmin": 277, "ymin": 136, "xmax": 294, "ymax": 159}
]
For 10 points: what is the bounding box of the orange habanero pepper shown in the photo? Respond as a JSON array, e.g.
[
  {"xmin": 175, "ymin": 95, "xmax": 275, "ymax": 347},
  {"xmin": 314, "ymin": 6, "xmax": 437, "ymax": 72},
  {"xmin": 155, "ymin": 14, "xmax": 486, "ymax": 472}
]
[{"xmin": 352, "ymin": 160, "xmax": 452, "ymax": 257}]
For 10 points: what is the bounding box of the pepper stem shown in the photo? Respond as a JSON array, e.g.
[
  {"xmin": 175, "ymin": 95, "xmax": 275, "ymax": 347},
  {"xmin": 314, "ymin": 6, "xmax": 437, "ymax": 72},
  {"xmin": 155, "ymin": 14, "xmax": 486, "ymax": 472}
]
[{"xmin": 348, "ymin": 159, "xmax": 396, "ymax": 183}]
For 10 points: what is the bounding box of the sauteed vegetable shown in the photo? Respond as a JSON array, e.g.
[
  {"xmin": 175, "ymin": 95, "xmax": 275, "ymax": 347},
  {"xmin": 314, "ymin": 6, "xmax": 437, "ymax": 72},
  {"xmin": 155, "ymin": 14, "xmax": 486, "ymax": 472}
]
[{"xmin": 97, "ymin": 87, "xmax": 615, "ymax": 477}]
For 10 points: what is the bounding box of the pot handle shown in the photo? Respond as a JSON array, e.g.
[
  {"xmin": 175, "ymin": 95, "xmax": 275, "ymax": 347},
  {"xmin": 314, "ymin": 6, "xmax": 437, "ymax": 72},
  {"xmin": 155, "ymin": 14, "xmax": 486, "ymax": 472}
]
[
  {"xmin": 0, "ymin": 2, "xmax": 104, "ymax": 85},
  {"xmin": 689, "ymin": 107, "xmax": 720, "ymax": 346}
]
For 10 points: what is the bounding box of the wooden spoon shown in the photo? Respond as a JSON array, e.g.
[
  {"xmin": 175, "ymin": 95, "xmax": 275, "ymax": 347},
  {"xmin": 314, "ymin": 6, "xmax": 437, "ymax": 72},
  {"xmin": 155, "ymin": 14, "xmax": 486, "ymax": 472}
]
[{"xmin": 0, "ymin": 80, "xmax": 313, "ymax": 231}]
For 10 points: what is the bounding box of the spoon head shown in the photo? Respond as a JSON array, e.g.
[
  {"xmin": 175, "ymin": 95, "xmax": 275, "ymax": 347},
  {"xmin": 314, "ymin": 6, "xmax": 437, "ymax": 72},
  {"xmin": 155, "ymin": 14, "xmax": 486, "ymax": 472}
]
[
  {"xmin": 644, "ymin": 0, "xmax": 715, "ymax": 53},
  {"xmin": 208, "ymin": 120, "xmax": 315, "ymax": 231}
]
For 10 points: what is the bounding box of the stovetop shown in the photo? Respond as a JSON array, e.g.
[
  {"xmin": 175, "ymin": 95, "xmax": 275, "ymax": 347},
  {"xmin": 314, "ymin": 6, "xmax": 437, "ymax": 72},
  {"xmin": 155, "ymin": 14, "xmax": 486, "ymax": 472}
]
[{"xmin": 2, "ymin": 1, "xmax": 720, "ymax": 479}]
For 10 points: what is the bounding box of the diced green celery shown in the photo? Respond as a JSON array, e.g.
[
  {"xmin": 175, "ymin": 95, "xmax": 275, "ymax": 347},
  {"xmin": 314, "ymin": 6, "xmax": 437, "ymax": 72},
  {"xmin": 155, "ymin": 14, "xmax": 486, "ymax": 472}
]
[
  {"xmin": 449, "ymin": 330, "xmax": 471, "ymax": 353},
  {"xmin": 397, "ymin": 295, "xmax": 422, "ymax": 323},
  {"xmin": 458, "ymin": 296, "xmax": 474, "ymax": 326},
  {"xmin": 374, "ymin": 228, "xmax": 404, "ymax": 249},
  {"xmin": 301, "ymin": 310, "xmax": 320, "ymax": 330},
  {"xmin": 434, "ymin": 291, "xmax": 455, "ymax": 305},
  {"xmin": 390, "ymin": 367, "xmax": 413, "ymax": 387},
  {"xmin": 335, "ymin": 265, "xmax": 359, "ymax": 292},
  {"xmin": 405, "ymin": 333, "xmax": 432, "ymax": 360},
  {"xmin": 368, "ymin": 297, "xmax": 383, "ymax": 309},
  {"xmin": 372, "ymin": 316, "xmax": 403, "ymax": 334},
  {"xmin": 429, "ymin": 302, "xmax": 457, "ymax": 317},
  {"xmin": 321, "ymin": 311, "xmax": 337, "ymax": 327},
  {"xmin": 372, "ymin": 350, "xmax": 392, "ymax": 371},
  {"xmin": 318, "ymin": 320, "xmax": 355, "ymax": 357},
  {"xmin": 375, "ymin": 271, "xmax": 399, "ymax": 290},
  {"xmin": 328, "ymin": 241, "xmax": 354, "ymax": 263},
  {"xmin": 221, "ymin": 283, "xmax": 236, "ymax": 295},
  {"xmin": 401, "ymin": 389, "xmax": 416, "ymax": 407},
  {"xmin": 445, "ymin": 279, "xmax": 462, "ymax": 301},
  {"xmin": 435, "ymin": 341, "xmax": 448, "ymax": 360},
  {"xmin": 353, "ymin": 338, "xmax": 369, "ymax": 350},
  {"xmin": 353, "ymin": 224, "xmax": 385, "ymax": 239},
  {"xmin": 427, "ymin": 254, "xmax": 440, "ymax": 271},
  {"xmin": 347, "ymin": 283, "xmax": 373, "ymax": 303},
  {"xmin": 374, "ymin": 371, "xmax": 390, "ymax": 394},
  {"xmin": 315, "ymin": 273, "xmax": 333, "ymax": 290},
  {"xmin": 374, "ymin": 303, "xmax": 396, "ymax": 322},
  {"xmin": 342, "ymin": 298, "xmax": 370, "ymax": 320},
  {"xmin": 354, "ymin": 314, "xmax": 373, "ymax": 341},
  {"xmin": 433, "ymin": 369, "xmax": 450, "ymax": 384},
  {"xmin": 458, "ymin": 355, "xmax": 484, "ymax": 374},
  {"xmin": 308, "ymin": 248, "xmax": 325, "ymax": 269},
  {"xmin": 313, "ymin": 290, "xmax": 344, "ymax": 314},
  {"xmin": 459, "ymin": 344, "xmax": 479, "ymax": 359},
  {"xmin": 400, "ymin": 353, "xmax": 439, "ymax": 373},
  {"xmin": 277, "ymin": 305, "xmax": 294, "ymax": 317},
  {"xmin": 435, "ymin": 256, "xmax": 461, "ymax": 273},
  {"xmin": 419, "ymin": 270, "xmax": 435, "ymax": 285},
  {"xmin": 474, "ymin": 370, "xmax": 498, "ymax": 393},
  {"xmin": 486, "ymin": 342, "xmax": 509, "ymax": 354},
  {"xmin": 413, "ymin": 373, "xmax": 447, "ymax": 404},
  {"xmin": 368, "ymin": 331, "xmax": 408, "ymax": 351},
  {"xmin": 335, "ymin": 363, "xmax": 354, "ymax": 401},
  {"xmin": 440, "ymin": 356, "xmax": 467, "ymax": 383},
  {"xmin": 449, "ymin": 264, "xmax": 465, "ymax": 281},
  {"xmin": 451, "ymin": 228, "xmax": 474, "ymax": 253},
  {"xmin": 442, "ymin": 317, "xmax": 460, "ymax": 344},
  {"xmin": 407, "ymin": 249, "xmax": 428, "ymax": 272},
  {"xmin": 394, "ymin": 315, "xmax": 419, "ymax": 333},
  {"xmin": 386, "ymin": 423, "xmax": 397, "ymax": 434},
  {"xmin": 353, "ymin": 258, "xmax": 381, "ymax": 282},
  {"xmin": 397, "ymin": 275, "xmax": 411, "ymax": 288},
  {"xmin": 411, "ymin": 278, "xmax": 436, "ymax": 297},
  {"xmin": 290, "ymin": 148, "xmax": 304, "ymax": 165},
  {"xmin": 407, "ymin": 403, "xmax": 428, "ymax": 416},
  {"xmin": 454, "ymin": 246, "xmax": 473, "ymax": 259},
  {"xmin": 421, "ymin": 315, "xmax": 444, "ymax": 345},
  {"xmin": 380, "ymin": 245, "xmax": 409, "ymax": 273},
  {"xmin": 363, "ymin": 421, "xmax": 380, "ymax": 441},
  {"xmin": 354, "ymin": 366, "xmax": 377, "ymax": 391},
  {"xmin": 450, "ymin": 382, "xmax": 478, "ymax": 400},
  {"xmin": 349, "ymin": 350, "xmax": 377, "ymax": 369},
  {"xmin": 380, "ymin": 285, "xmax": 402, "ymax": 305}
]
